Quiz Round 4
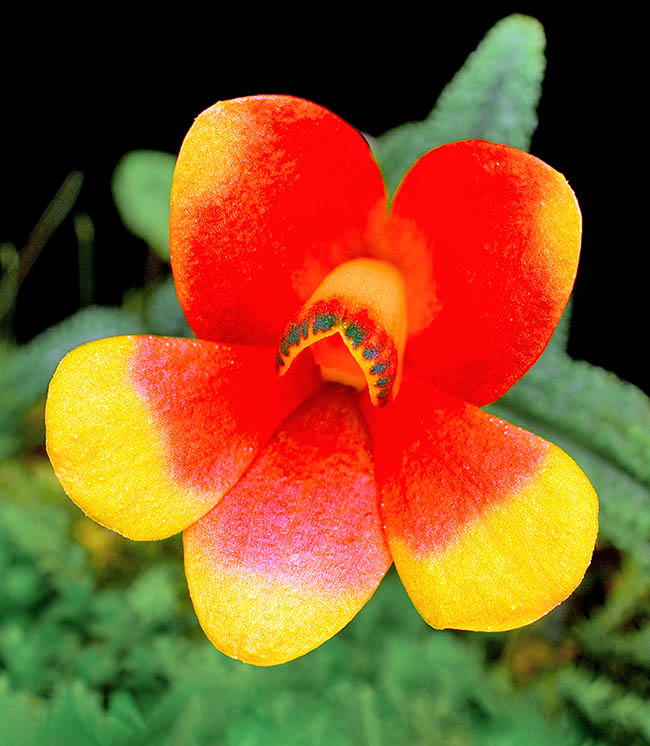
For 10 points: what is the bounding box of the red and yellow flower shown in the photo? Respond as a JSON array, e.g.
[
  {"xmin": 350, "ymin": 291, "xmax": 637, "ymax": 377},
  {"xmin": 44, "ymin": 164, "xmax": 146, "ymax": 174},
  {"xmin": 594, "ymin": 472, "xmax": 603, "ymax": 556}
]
[{"xmin": 46, "ymin": 95, "xmax": 598, "ymax": 666}]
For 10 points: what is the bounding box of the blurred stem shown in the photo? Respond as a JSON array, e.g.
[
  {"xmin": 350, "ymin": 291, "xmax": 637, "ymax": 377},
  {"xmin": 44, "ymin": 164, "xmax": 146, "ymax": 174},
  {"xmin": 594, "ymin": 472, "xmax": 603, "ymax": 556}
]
[
  {"xmin": 143, "ymin": 245, "xmax": 165, "ymax": 288},
  {"xmin": 18, "ymin": 171, "xmax": 84, "ymax": 285},
  {"xmin": 0, "ymin": 242, "xmax": 20, "ymax": 333},
  {"xmin": 74, "ymin": 212, "xmax": 95, "ymax": 306}
]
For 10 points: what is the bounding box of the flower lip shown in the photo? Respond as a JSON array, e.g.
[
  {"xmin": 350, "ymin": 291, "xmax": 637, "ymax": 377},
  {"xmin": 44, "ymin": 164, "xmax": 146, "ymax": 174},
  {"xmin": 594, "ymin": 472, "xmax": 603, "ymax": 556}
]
[{"xmin": 276, "ymin": 257, "xmax": 408, "ymax": 406}]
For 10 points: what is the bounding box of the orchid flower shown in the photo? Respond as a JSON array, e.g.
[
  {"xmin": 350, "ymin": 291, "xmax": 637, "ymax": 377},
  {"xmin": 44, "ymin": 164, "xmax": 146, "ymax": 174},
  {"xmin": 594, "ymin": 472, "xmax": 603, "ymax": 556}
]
[{"xmin": 46, "ymin": 95, "xmax": 598, "ymax": 666}]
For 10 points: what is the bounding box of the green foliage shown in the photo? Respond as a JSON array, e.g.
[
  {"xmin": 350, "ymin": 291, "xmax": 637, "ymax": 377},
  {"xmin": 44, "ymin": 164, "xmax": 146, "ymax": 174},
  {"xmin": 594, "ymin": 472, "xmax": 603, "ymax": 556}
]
[
  {"xmin": 144, "ymin": 276, "xmax": 193, "ymax": 337},
  {"xmin": 557, "ymin": 668, "xmax": 650, "ymax": 746},
  {"xmin": 112, "ymin": 150, "xmax": 176, "ymax": 262},
  {"xmin": 572, "ymin": 559, "xmax": 650, "ymax": 679},
  {"xmin": 373, "ymin": 14, "xmax": 545, "ymax": 194}
]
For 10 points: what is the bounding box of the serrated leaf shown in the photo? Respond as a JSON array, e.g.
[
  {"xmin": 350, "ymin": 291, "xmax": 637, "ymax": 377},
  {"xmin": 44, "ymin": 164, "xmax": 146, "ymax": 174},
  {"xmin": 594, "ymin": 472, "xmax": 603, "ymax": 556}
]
[
  {"xmin": 577, "ymin": 617, "xmax": 650, "ymax": 672},
  {"xmin": 0, "ymin": 676, "xmax": 43, "ymax": 746},
  {"xmin": 112, "ymin": 150, "xmax": 176, "ymax": 261},
  {"xmin": 373, "ymin": 14, "xmax": 546, "ymax": 194},
  {"xmin": 488, "ymin": 351, "xmax": 650, "ymax": 571},
  {"xmin": 31, "ymin": 681, "xmax": 144, "ymax": 746},
  {"xmin": 557, "ymin": 668, "xmax": 650, "ymax": 744}
]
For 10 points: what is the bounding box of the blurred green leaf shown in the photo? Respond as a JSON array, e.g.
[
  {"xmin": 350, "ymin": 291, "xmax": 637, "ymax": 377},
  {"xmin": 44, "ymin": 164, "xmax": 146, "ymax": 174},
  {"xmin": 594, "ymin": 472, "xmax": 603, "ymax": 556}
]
[
  {"xmin": 31, "ymin": 681, "xmax": 143, "ymax": 746},
  {"xmin": 145, "ymin": 276, "xmax": 192, "ymax": 337},
  {"xmin": 0, "ymin": 677, "xmax": 42, "ymax": 746},
  {"xmin": 557, "ymin": 668, "xmax": 650, "ymax": 745},
  {"xmin": 543, "ymin": 299, "xmax": 573, "ymax": 357},
  {"xmin": 112, "ymin": 150, "xmax": 176, "ymax": 262},
  {"xmin": 373, "ymin": 14, "xmax": 545, "ymax": 194}
]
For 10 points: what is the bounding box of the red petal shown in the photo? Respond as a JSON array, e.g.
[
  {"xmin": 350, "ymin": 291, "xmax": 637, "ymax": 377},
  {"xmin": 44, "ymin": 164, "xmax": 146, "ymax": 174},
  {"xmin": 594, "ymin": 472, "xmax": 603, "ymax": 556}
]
[
  {"xmin": 170, "ymin": 95, "xmax": 386, "ymax": 345},
  {"xmin": 361, "ymin": 376, "xmax": 598, "ymax": 631},
  {"xmin": 46, "ymin": 336, "xmax": 320, "ymax": 540},
  {"xmin": 184, "ymin": 385, "xmax": 391, "ymax": 665},
  {"xmin": 391, "ymin": 140, "xmax": 581, "ymax": 405}
]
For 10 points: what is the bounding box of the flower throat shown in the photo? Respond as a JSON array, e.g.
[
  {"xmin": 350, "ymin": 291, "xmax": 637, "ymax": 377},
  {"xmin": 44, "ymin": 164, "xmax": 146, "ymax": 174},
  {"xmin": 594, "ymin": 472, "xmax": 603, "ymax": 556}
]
[{"xmin": 276, "ymin": 258, "xmax": 407, "ymax": 407}]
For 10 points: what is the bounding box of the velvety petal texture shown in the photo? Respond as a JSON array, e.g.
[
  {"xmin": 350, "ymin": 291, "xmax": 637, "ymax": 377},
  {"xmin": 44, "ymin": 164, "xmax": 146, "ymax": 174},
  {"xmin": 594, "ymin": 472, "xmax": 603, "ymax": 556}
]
[
  {"xmin": 392, "ymin": 140, "xmax": 582, "ymax": 406},
  {"xmin": 362, "ymin": 376, "xmax": 598, "ymax": 631},
  {"xmin": 184, "ymin": 386, "xmax": 391, "ymax": 666},
  {"xmin": 46, "ymin": 336, "xmax": 320, "ymax": 540},
  {"xmin": 170, "ymin": 95, "xmax": 387, "ymax": 345}
]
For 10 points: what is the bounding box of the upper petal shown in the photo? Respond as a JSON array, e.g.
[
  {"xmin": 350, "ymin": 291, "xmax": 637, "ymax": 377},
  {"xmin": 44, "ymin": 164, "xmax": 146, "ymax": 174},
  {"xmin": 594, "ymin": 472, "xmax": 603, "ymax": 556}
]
[
  {"xmin": 361, "ymin": 375, "xmax": 598, "ymax": 632},
  {"xmin": 391, "ymin": 140, "xmax": 581, "ymax": 405},
  {"xmin": 183, "ymin": 385, "xmax": 391, "ymax": 666},
  {"xmin": 170, "ymin": 95, "xmax": 386, "ymax": 345},
  {"xmin": 45, "ymin": 336, "xmax": 320, "ymax": 540}
]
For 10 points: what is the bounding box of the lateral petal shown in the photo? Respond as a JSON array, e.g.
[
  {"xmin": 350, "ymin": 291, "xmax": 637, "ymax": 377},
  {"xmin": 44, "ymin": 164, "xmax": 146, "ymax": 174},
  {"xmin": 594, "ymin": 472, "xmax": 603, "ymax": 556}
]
[
  {"xmin": 45, "ymin": 336, "xmax": 320, "ymax": 540},
  {"xmin": 391, "ymin": 140, "xmax": 581, "ymax": 405},
  {"xmin": 170, "ymin": 95, "xmax": 386, "ymax": 345},
  {"xmin": 362, "ymin": 376, "xmax": 598, "ymax": 631},
  {"xmin": 183, "ymin": 385, "xmax": 391, "ymax": 666}
]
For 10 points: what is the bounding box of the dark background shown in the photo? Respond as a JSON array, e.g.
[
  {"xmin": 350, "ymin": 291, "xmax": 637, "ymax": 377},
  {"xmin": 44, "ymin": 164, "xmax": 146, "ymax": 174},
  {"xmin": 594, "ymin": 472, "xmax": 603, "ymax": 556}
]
[{"xmin": 4, "ymin": 9, "xmax": 645, "ymax": 393}]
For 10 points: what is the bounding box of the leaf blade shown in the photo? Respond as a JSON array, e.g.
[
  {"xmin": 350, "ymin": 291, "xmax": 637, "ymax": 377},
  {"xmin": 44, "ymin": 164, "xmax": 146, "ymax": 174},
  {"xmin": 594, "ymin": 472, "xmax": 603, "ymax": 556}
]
[
  {"xmin": 112, "ymin": 150, "xmax": 176, "ymax": 261},
  {"xmin": 373, "ymin": 14, "xmax": 546, "ymax": 194}
]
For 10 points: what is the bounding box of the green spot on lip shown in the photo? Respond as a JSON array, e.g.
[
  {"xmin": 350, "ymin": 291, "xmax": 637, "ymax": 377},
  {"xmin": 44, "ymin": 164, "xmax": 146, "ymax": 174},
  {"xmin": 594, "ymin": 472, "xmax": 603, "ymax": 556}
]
[
  {"xmin": 376, "ymin": 376, "xmax": 392, "ymax": 388},
  {"xmin": 286, "ymin": 324, "xmax": 301, "ymax": 347},
  {"xmin": 313, "ymin": 314, "xmax": 336, "ymax": 333},
  {"xmin": 344, "ymin": 323, "xmax": 366, "ymax": 348},
  {"xmin": 363, "ymin": 347, "xmax": 379, "ymax": 360},
  {"xmin": 370, "ymin": 362, "xmax": 387, "ymax": 374}
]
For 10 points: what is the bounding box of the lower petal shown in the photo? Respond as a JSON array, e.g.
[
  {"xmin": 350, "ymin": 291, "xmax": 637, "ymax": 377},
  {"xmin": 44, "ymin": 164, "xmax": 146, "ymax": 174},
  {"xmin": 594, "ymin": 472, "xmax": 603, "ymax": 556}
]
[
  {"xmin": 361, "ymin": 376, "xmax": 598, "ymax": 631},
  {"xmin": 183, "ymin": 385, "xmax": 391, "ymax": 665},
  {"xmin": 45, "ymin": 336, "xmax": 320, "ymax": 540}
]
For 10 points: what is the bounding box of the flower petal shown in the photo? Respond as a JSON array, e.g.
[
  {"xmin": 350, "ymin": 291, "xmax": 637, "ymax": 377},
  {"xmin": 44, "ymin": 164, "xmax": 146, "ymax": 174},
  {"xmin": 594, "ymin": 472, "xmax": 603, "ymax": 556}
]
[
  {"xmin": 361, "ymin": 376, "xmax": 598, "ymax": 631},
  {"xmin": 391, "ymin": 140, "xmax": 581, "ymax": 405},
  {"xmin": 183, "ymin": 385, "xmax": 391, "ymax": 666},
  {"xmin": 45, "ymin": 336, "xmax": 320, "ymax": 540},
  {"xmin": 170, "ymin": 95, "xmax": 386, "ymax": 345}
]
